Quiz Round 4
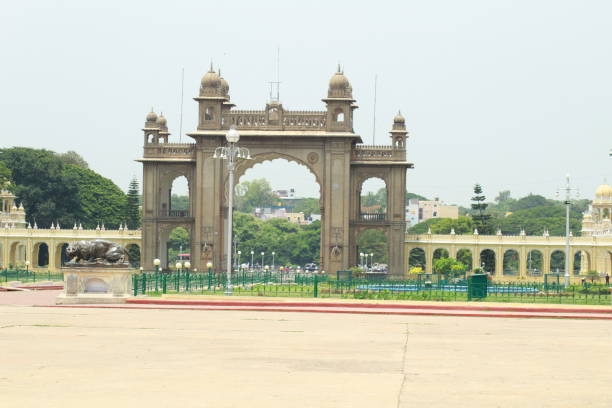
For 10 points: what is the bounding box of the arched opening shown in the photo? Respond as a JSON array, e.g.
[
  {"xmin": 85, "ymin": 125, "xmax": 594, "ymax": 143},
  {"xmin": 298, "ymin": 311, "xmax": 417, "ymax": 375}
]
[
  {"xmin": 166, "ymin": 227, "xmax": 190, "ymax": 269},
  {"xmin": 573, "ymin": 250, "xmax": 590, "ymax": 275},
  {"xmin": 550, "ymin": 250, "xmax": 565, "ymax": 274},
  {"xmin": 408, "ymin": 247, "xmax": 426, "ymax": 271},
  {"xmin": 503, "ymin": 249, "xmax": 519, "ymax": 276},
  {"xmin": 234, "ymin": 157, "xmax": 321, "ymax": 270},
  {"xmin": 526, "ymin": 249, "xmax": 543, "ymax": 276},
  {"xmin": 456, "ymin": 249, "xmax": 473, "ymax": 271},
  {"xmin": 147, "ymin": 133, "xmax": 155, "ymax": 144},
  {"xmin": 9, "ymin": 242, "xmax": 26, "ymax": 268},
  {"xmin": 357, "ymin": 229, "xmax": 388, "ymax": 272},
  {"xmin": 126, "ymin": 244, "xmax": 141, "ymax": 268},
  {"xmin": 480, "ymin": 249, "xmax": 496, "ymax": 275},
  {"xmin": 55, "ymin": 243, "xmax": 70, "ymax": 268},
  {"xmin": 360, "ymin": 177, "xmax": 387, "ymax": 221},
  {"xmin": 205, "ymin": 106, "xmax": 214, "ymax": 120},
  {"xmin": 604, "ymin": 208, "xmax": 610, "ymax": 219},
  {"xmin": 268, "ymin": 107, "xmax": 280, "ymax": 122},
  {"xmin": 163, "ymin": 175, "xmax": 190, "ymax": 217},
  {"xmin": 333, "ymin": 108, "xmax": 345, "ymax": 123},
  {"xmin": 433, "ymin": 248, "xmax": 450, "ymax": 261},
  {"xmin": 33, "ymin": 243, "xmax": 49, "ymax": 268}
]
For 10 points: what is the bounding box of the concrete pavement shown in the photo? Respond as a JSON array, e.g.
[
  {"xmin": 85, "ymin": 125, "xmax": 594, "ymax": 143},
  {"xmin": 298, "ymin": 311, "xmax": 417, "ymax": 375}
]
[{"xmin": 1, "ymin": 302, "xmax": 612, "ymax": 408}]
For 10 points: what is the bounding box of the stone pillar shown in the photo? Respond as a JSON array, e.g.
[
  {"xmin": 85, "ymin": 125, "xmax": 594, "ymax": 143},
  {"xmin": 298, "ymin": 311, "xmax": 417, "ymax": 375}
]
[
  {"xmin": 495, "ymin": 249, "xmax": 503, "ymax": 277},
  {"xmin": 323, "ymin": 140, "xmax": 351, "ymax": 275}
]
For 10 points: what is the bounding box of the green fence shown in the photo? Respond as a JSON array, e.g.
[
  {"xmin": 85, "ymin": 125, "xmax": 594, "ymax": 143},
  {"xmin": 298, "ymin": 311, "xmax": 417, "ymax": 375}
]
[
  {"xmin": 132, "ymin": 270, "xmax": 612, "ymax": 305},
  {"xmin": 1, "ymin": 268, "xmax": 64, "ymax": 284}
]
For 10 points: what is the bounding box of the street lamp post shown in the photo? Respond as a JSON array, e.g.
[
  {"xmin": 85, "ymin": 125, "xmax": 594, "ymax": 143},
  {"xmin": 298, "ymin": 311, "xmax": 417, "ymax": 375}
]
[
  {"xmin": 272, "ymin": 251, "xmax": 275, "ymax": 271},
  {"xmin": 250, "ymin": 250, "xmax": 254, "ymax": 270},
  {"xmin": 360, "ymin": 252, "xmax": 364, "ymax": 270},
  {"xmin": 25, "ymin": 260, "xmax": 30, "ymax": 273},
  {"xmin": 153, "ymin": 258, "xmax": 161, "ymax": 274},
  {"xmin": 261, "ymin": 252, "xmax": 265, "ymax": 270},
  {"xmin": 370, "ymin": 253, "xmax": 374, "ymax": 269},
  {"xmin": 557, "ymin": 174, "xmax": 579, "ymax": 288},
  {"xmin": 213, "ymin": 126, "xmax": 251, "ymax": 295},
  {"xmin": 237, "ymin": 250, "xmax": 241, "ymax": 271}
]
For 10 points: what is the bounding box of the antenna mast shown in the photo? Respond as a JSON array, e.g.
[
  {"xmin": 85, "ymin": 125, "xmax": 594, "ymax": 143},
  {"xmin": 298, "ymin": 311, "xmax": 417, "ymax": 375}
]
[
  {"xmin": 372, "ymin": 74, "xmax": 378, "ymax": 145},
  {"xmin": 178, "ymin": 67, "xmax": 185, "ymax": 143},
  {"xmin": 269, "ymin": 47, "xmax": 281, "ymax": 102}
]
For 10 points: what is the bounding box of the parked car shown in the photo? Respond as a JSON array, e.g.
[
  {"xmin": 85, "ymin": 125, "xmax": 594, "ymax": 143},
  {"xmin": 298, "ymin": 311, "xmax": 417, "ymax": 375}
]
[{"xmin": 304, "ymin": 263, "xmax": 318, "ymax": 272}]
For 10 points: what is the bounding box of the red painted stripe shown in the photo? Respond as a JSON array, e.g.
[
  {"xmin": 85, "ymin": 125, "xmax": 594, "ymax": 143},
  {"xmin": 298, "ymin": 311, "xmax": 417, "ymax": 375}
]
[
  {"xmin": 125, "ymin": 298, "xmax": 612, "ymax": 314},
  {"xmin": 41, "ymin": 305, "xmax": 612, "ymax": 320},
  {"xmin": 16, "ymin": 285, "xmax": 63, "ymax": 291}
]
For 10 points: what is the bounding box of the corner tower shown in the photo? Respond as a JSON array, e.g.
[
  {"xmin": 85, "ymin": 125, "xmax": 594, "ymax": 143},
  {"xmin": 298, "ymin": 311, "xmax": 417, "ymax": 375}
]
[{"xmin": 323, "ymin": 66, "xmax": 358, "ymax": 132}]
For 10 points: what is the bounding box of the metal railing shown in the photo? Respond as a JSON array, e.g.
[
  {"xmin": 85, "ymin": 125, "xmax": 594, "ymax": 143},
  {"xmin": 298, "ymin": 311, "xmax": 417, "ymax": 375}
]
[
  {"xmin": 1, "ymin": 268, "xmax": 64, "ymax": 284},
  {"xmin": 159, "ymin": 209, "xmax": 190, "ymax": 217},
  {"xmin": 359, "ymin": 213, "xmax": 386, "ymax": 222},
  {"xmin": 132, "ymin": 270, "xmax": 612, "ymax": 305}
]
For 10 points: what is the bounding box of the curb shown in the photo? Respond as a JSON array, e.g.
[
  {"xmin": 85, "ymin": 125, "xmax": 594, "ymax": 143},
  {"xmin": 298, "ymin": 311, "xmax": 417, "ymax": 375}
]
[{"xmin": 126, "ymin": 298, "xmax": 612, "ymax": 315}]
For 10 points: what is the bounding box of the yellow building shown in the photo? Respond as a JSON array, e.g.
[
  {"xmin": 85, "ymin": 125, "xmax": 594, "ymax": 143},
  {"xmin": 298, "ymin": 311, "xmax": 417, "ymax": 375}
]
[{"xmin": 0, "ymin": 187, "xmax": 141, "ymax": 271}]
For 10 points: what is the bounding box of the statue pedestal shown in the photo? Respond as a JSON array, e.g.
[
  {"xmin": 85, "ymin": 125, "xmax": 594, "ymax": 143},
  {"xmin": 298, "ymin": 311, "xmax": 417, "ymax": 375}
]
[{"xmin": 56, "ymin": 265, "xmax": 134, "ymax": 305}]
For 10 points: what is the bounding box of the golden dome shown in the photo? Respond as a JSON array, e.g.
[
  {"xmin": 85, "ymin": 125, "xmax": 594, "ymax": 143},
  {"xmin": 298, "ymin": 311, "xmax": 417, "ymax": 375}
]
[{"xmin": 595, "ymin": 183, "xmax": 612, "ymax": 198}]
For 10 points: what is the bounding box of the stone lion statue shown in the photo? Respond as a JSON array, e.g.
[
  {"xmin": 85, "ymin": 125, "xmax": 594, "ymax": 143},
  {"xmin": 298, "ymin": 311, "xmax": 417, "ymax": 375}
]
[{"xmin": 66, "ymin": 240, "xmax": 127, "ymax": 265}]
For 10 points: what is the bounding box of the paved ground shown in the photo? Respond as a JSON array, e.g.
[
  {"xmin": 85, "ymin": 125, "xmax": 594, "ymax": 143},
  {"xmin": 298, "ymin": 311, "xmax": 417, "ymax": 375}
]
[{"xmin": 1, "ymin": 300, "xmax": 612, "ymax": 407}]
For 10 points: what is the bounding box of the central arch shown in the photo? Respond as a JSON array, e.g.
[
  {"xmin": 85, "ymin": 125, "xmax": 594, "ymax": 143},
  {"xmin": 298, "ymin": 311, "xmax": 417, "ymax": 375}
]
[{"xmin": 232, "ymin": 157, "xmax": 323, "ymax": 270}]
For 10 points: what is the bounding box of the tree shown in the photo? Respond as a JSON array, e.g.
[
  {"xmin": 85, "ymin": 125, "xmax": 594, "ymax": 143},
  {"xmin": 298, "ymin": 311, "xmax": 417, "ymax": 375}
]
[
  {"xmin": 0, "ymin": 147, "xmax": 79, "ymax": 227},
  {"xmin": 56, "ymin": 150, "xmax": 89, "ymax": 168},
  {"xmin": 61, "ymin": 164, "xmax": 128, "ymax": 229},
  {"xmin": 511, "ymin": 194, "xmax": 549, "ymax": 211},
  {"xmin": 408, "ymin": 216, "xmax": 473, "ymax": 235},
  {"xmin": 495, "ymin": 190, "xmax": 512, "ymax": 203},
  {"xmin": 0, "ymin": 161, "xmax": 11, "ymax": 186},
  {"xmin": 471, "ymin": 184, "xmax": 492, "ymax": 234},
  {"xmin": 433, "ymin": 258, "xmax": 465, "ymax": 277},
  {"xmin": 235, "ymin": 179, "xmax": 278, "ymax": 213},
  {"xmin": 125, "ymin": 176, "xmax": 141, "ymax": 230}
]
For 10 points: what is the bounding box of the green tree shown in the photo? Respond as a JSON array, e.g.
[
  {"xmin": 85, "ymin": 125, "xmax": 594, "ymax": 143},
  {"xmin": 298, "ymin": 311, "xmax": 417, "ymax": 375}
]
[
  {"xmin": 0, "ymin": 161, "xmax": 11, "ymax": 186},
  {"xmin": 171, "ymin": 194, "xmax": 189, "ymax": 211},
  {"xmin": 167, "ymin": 227, "xmax": 190, "ymax": 264},
  {"xmin": 235, "ymin": 179, "xmax": 279, "ymax": 213},
  {"xmin": 56, "ymin": 150, "xmax": 89, "ymax": 168},
  {"xmin": 61, "ymin": 164, "xmax": 128, "ymax": 229},
  {"xmin": 471, "ymin": 184, "xmax": 492, "ymax": 234},
  {"xmin": 357, "ymin": 229, "xmax": 388, "ymax": 264},
  {"xmin": 408, "ymin": 216, "xmax": 473, "ymax": 235},
  {"xmin": 0, "ymin": 147, "xmax": 79, "ymax": 227},
  {"xmin": 433, "ymin": 258, "xmax": 465, "ymax": 277},
  {"xmin": 125, "ymin": 176, "xmax": 141, "ymax": 230}
]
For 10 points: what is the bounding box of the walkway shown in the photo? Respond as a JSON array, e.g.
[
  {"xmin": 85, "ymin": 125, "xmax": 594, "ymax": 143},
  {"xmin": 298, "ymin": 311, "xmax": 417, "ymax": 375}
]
[{"xmin": 1, "ymin": 303, "xmax": 611, "ymax": 408}]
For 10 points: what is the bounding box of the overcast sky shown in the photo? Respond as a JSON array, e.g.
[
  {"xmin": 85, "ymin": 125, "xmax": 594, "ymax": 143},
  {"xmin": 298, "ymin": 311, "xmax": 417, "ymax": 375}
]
[{"xmin": 1, "ymin": 0, "xmax": 610, "ymax": 205}]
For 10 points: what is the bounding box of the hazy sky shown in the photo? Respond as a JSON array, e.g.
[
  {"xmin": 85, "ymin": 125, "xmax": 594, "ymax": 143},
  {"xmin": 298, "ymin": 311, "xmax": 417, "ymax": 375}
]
[{"xmin": 1, "ymin": 0, "xmax": 610, "ymax": 205}]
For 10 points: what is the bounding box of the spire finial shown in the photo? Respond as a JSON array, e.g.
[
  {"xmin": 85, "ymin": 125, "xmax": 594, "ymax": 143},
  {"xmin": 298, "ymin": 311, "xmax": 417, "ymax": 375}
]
[
  {"xmin": 209, "ymin": 61, "xmax": 214, "ymax": 72},
  {"xmin": 337, "ymin": 63, "xmax": 341, "ymax": 73}
]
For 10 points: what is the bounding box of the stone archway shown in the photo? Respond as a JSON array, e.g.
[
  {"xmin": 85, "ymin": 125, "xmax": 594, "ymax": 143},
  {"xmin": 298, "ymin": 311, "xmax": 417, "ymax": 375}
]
[{"xmin": 139, "ymin": 67, "xmax": 412, "ymax": 275}]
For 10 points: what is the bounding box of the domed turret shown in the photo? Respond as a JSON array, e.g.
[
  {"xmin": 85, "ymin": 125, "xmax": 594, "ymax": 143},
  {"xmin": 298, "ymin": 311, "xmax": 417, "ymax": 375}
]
[
  {"xmin": 146, "ymin": 110, "xmax": 158, "ymax": 122},
  {"xmin": 156, "ymin": 114, "xmax": 167, "ymax": 127},
  {"xmin": 327, "ymin": 65, "xmax": 352, "ymax": 99},
  {"xmin": 200, "ymin": 64, "xmax": 222, "ymax": 96},
  {"xmin": 595, "ymin": 183, "xmax": 612, "ymax": 199},
  {"xmin": 394, "ymin": 111, "xmax": 405, "ymax": 124},
  {"xmin": 219, "ymin": 70, "xmax": 229, "ymax": 96}
]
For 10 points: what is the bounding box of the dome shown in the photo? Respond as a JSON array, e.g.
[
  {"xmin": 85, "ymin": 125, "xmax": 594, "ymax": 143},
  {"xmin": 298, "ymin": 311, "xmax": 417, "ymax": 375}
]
[
  {"xmin": 329, "ymin": 68, "xmax": 350, "ymax": 90},
  {"xmin": 201, "ymin": 67, "xmax": 221, "ymax": 89},
  {"xmin": 394, "ymin": 111, "xmax": 405, "ymax": 124},
  {"xmin": 595, "ymin": 183, "xmax": 612, "ymax": 198},
  {"xmin": 156, "ymin": 114, "xmax": 167, "ymax": 126},
  {"xmin": 220, "ymin": 76, "xmax": 229, "ymax": 95},
  {"xmin": 146, "ymin": 110, "xmax": 158, "ymax": 122}
]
